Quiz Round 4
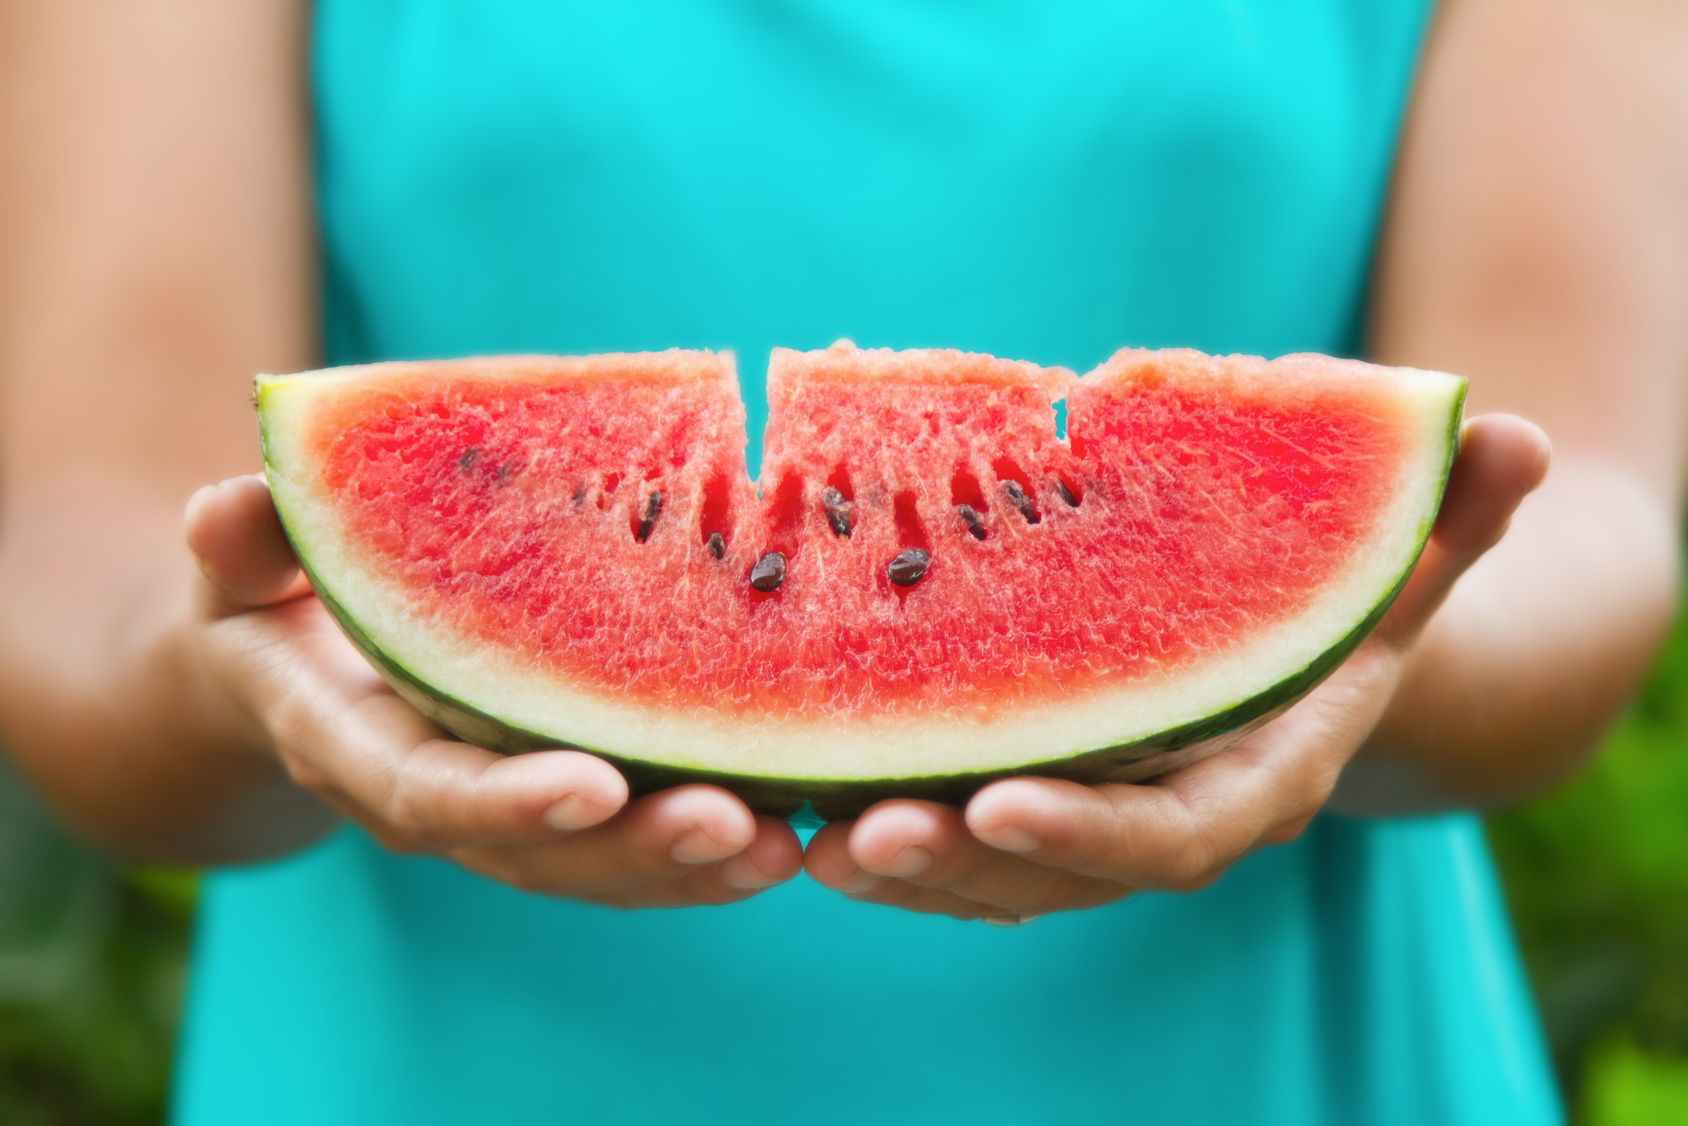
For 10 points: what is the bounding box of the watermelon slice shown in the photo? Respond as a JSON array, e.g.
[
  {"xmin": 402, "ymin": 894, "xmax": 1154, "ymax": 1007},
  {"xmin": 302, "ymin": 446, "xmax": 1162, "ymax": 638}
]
[{"xmin": 256, "ymin": 343, "xmax": 1463, "ymax": 818}]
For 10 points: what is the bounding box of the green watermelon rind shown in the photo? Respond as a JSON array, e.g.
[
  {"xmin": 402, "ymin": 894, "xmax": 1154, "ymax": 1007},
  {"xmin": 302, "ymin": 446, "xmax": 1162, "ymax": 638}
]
[{"xmin": 258, "ymin": 376, "xmax": 1464, "ymax": 822}]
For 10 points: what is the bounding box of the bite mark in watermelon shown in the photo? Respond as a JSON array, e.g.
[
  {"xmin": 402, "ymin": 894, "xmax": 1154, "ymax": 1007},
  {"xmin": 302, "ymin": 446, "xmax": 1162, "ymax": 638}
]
[{"xmin": 257, "ymin": 342, "xmax": 1464, "ymax": 817}]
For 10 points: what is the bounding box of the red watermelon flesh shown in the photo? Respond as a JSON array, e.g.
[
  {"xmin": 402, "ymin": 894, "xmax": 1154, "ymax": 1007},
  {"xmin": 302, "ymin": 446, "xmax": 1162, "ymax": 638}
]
[{"xmin": 258, "ymin": 342, "xmax": 1463, "ymax": 815}]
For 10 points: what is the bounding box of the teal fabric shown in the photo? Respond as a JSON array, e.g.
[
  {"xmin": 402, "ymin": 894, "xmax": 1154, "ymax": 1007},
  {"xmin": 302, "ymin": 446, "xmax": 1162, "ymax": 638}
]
[{"xmin": 173, "ymin": 3, "xmax": 1563, "ymax": 1123}]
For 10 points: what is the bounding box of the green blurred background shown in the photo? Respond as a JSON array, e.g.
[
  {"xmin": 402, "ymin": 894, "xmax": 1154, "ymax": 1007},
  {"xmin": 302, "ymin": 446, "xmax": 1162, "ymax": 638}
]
[{"xmin": 3, "ymin": 591, "xmax": 1688, "ymax": 1125}]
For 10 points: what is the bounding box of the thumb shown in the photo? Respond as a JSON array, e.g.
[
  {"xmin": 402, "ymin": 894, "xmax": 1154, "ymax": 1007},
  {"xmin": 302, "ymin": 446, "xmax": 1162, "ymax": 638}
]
[
  {"xmin": 184, "ymin": 475, "xmax": 307, "ymax": 613},
  {"xmin": 1378, "ymin": 413, "xmax": 1551, "ymax": 644}
]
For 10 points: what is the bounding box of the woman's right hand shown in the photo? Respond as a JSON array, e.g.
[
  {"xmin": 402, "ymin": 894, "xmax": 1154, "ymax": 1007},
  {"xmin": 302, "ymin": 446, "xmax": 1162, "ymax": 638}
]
[{"xmin": 184, "ymin": 474, "xmax": 802, "ymax": 907}]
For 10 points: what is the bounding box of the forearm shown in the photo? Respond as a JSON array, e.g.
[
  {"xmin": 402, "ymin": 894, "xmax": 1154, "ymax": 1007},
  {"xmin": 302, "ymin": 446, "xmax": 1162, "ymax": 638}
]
[
  {"xmin": 0, "ymin": 482, "xmax": 334, "ymax": 861},
  {"xmin": 1334, "ymin": 457, "xmax": 1679, "ymax": 813},
  {"xmin": 1346, "ymin": 0, "xmax": 1688, "ymax": 812},
  {"xmin": 0, "ymin": 0, "xmax": 318, "ymax": 858}
]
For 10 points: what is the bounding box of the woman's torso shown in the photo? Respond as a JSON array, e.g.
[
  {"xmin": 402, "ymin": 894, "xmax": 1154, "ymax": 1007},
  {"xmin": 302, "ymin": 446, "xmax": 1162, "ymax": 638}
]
[{"xmin": 174, "ymin": 3, "xmax": 1560, "ymax": 1122}]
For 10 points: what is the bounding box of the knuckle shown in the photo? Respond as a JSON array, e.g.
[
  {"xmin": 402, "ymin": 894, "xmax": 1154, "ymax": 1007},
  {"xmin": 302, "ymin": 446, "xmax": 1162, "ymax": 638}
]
[
  {"xmin": 998, "ymin": 870, "xmax": 1076, "ymax": 916},
  {"xmin": 1169, "ymin": 868, "xmax": 1221, "ymax": 894},
  {"xmin": 381, "ymin": 782, "xmax": 443, "ymax": 851},
  {"xmin": 506, "ymin": 870, "xmax": 559, "ymax": 897},
  {"xmin": 839, "ymin": 876, "xmax": 886, "ymax": 900},
  {"xmin": 1259, "ymin": 771, "xmax": 1336, "ymax": 851},
  {"xmin": 612, "ymin": 835, "xmax": 680, "ymax": 884},
  {"xmin": 262, "ymin": 687, "xmax": 318, "ymax": 749},
  {"xmin": 276, "ymin": 749, "xmax": 333, "ymax": 794},
  {"xmin": 1079, "ymin": 787, "xmax": 1144, "ymax": 871},
  {"xmin": 685, "ymin": 880, "xmax": 751, "ymax": 908},
  {"xmin": 456, "ymin": 851, "xmax": 556, "ymax": 897},
  {"xmin": 1069, "ymin": 824, "xmax": 1119, "ymax": 872},
  {"xmin": 946, "ymin": 899, "xmax": 996, "ymax": 922},
  {"xmin": 1163, "ymin": 839, "xmax": 1218, "ymax": 891},
  {"xmin": 845, "ymin": 878, "xmax": 909, "ymax": 909},
  {"xmin": 591, "ymin": 891, "xmax": 645, "ymax": 911},
  {"xmin": 1029, "ymin": 873, "xmax": 1123, "ymax": 916},
  {"xmin": 264, "ymin": 697, "xmax": 345, "ymax": 795},
  {"xmin": 1011, "ymin": 891, "xmax": 1074, "ymax": 918},
  {"xmin": 597, "ymin": 882, "xmax": 688, "ymax": 910},
  {"xmin": 1300, "ymin": 764, "xmax": 1341, "ymax": 813},
  {"xmin": 1262, "ymin": 811, "xmax": 1316, "ymax": 848},
  {"xmin": 927, "ymin": 848, "xmax": 988, "ymax": 892},
  {"xmin": 1073, "ymin": 882, "xmax": 1133, "ymax": 911},
  {"xmin": 363, "ymin": 821, "xmax": 427, "ymax": 855},
  {"xmin": 383, "ymin": 795, "xmax": 425, "ymax": 840}
]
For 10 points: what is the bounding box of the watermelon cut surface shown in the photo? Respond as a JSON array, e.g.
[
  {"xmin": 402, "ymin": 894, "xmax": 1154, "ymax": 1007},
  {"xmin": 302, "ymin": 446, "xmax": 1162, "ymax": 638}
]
[{"xmin": 257, "ymin": 342, "xmax": 1464, "ymax": 817}]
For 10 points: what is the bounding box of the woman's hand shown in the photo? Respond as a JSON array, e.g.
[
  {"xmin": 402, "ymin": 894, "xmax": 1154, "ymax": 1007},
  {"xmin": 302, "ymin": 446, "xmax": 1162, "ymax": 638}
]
[
  {"xmin": 185, "ymin": 475, "xmax": 802, "ymax": 907},
  {"xmin": 803, "ymin": 414, "xmax": 1552, "ymax": 923}
]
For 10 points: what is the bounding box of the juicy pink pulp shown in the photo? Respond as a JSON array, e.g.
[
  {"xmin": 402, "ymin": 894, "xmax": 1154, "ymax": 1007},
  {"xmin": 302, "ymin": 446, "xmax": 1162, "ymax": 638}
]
[{"xmin": 308, "ymin": 345, "xmax": 1408, "ymax": 719}]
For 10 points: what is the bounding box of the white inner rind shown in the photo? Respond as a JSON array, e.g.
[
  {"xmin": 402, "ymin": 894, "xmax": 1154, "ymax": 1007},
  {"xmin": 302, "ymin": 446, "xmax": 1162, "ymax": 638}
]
[{"xmin": 260, "ymin": 365, "xmax": 1462, "ymax": 783}]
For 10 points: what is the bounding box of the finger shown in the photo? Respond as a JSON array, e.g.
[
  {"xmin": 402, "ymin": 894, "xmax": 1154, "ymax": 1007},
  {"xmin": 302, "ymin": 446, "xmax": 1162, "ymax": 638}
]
[
  {"xmin": 714, "ymin": 814, "xmax": 806, "ymax": 891},
  {"xmin": 966, "ymin": 777, "xmax": 1212, "ymax": 891},
  {"xmin": 806, "ymin": 814, "xmax": 1103, "ymax": 920},
  {"xmin": 959, "ymin": 637, "xmax": 1403, "ymax": 890},
  {"xmin": 636, "ymin": 815, "xmax": 806, "ymax": 906},
  {"xmin": 963, "ymin": 731, "xmax": 1334, "ymax": 894},
  {"xmin": 456, "ymin": 784, "xmax": 760, "ymax": 895},
  {"xmin": 373, "ymin": 738, "xmax": 630, "ymax": 848},
  {"xmin": 842, "ymin": 799, "xmax": 1123, "ymax": 916},
  {"xmin": 218, "ymin": 587, "xmax": 632, "ymax": 850},
  {"xmin": 1381, "ymin": 414, "xmax": 1550, "ymax": 641},
  {"xmin": 570, "ymin": 816, "xmax": 803, "ymax": 908},
  {"xmin": 836, "ymin": 876, "xmax": 1010, "ymax": 922},
  {"xmin": 805, "ymin": 829, "xmax": 1012, "ymax": 921},
  {"xmin": 803, "ymin": 819, "xmax": 879, "ymax": 892},
  {"xmin": 185, "ymin": 475, "xmax": 308, "ymax": 612},
  {"xmin": 1434, "ymin": 414, "xmax": 1552, "ymax": 552},
  {"xmin": 260, "ymin": 667, "xmax": 625, "ymax": 850}
]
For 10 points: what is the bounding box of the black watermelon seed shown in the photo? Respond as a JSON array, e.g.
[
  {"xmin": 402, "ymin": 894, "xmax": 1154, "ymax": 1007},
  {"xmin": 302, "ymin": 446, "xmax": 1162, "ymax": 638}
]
[
  {"xmin": 635, "ymin": 491, "xmax": 663, "ymax": 542},
  {"xmin": 706, "ymin": 531, "xmax": 725, "ymax": 560},
  {"xmin": 887, "ymin": 548, "xmax": 931, "ymax": 587},
  {"xmin": 1002, "ymin": 480, "xmax": 1040, "ymax": 524},
  {"xmin": 821, "ymin": 487, "xmax": 854, "ymax": 538},
  {"xmin": 1054, "ymin": 479, "xmax": 1078, "ymax": 507},
  {"xmin": 749, "ymin": 551, "xmax": 787, "ymax": 592},
  {"xmin": 457, "ymin": 447, "xmax": 480, "ymax": 472},
  {"xmin": 956, "ymin": 504, "xmax": 987, "ymax": 540}
]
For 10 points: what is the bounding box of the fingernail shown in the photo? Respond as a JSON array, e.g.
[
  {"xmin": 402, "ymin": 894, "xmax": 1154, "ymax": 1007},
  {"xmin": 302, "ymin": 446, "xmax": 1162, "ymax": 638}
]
[
  {"xmin": 719, "ymin": 852, "xmax": 780, "ymax": 890},
  {"xmin": 840, "ymin": 871, "xmax": 881, "ymax": 894},
  {"xmin": 671, "ymin": 827, "xmax": 735, "ymax": 865},
  {"xmin": 984, "ymin": 915, "xmax": 1041, "ymax": 927},
  {"xmin": 869, "ymin": 846, "xmax": 932, "ymax": 878},
  {"xmin": 542, "ymin": 794, "xmax": 605, "ymax": 832},
  {"xmin": 972, "ymin": 825, "xmax": 1041, "ymax": 853}
]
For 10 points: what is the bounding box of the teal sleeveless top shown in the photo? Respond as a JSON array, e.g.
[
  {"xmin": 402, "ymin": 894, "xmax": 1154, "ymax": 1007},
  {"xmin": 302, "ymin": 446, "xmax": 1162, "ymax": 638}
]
[{"xmin": 173, "ymin": 4, "xmax": 1562, "ymax": 1123}]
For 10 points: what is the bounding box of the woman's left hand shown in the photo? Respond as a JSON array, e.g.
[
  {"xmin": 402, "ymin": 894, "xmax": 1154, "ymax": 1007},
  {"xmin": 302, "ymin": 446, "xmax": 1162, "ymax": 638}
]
[{"xmin": 803, "ymin": 413, "xmax": 1551, "ymax": 923}]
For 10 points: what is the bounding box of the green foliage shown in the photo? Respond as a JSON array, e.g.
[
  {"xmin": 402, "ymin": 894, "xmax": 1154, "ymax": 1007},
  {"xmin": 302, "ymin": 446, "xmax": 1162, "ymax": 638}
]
[
  {"xmin": 0, "ymin": 874, "xmax": 191, "ymax": 1126},
  {"xmin": 0, "ymin": 758, "xmax": 192, "ymax": 1126},
  {"xmin": 1580, "ymin": 1037, "xmax": 1688, "ymax": 1126},
  {"xmin": 1488, "ymin": 569, "xmax": 1688, "ymax": 1118}
]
